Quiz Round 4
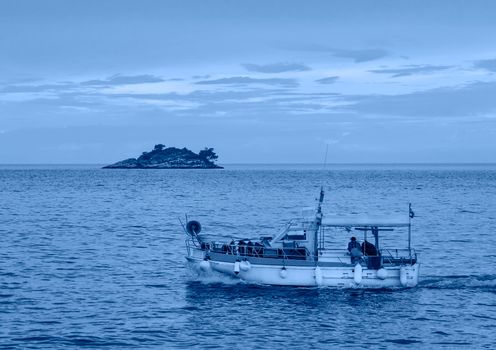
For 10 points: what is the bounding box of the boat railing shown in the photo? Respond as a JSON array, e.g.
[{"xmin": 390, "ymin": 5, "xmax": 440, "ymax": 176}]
[
  {"xmin": 380, "ymin": 248, "xmax": 417, "ymax": 265},
  {"xmin": 187, "ymin": 238, "xmax": 417, "ymax": 265},
  {"xmin": 185, "ymin": 237, "xmax": 202, "ymax": 255},
  {"xmin": 278, "ymin": 247, "xmax": 310, "ymax": 261},
  {"xmin": 320, "ymin": 248, "xmax": 417, "ymax": 266},
  {"xmin": 192, "ymin": 240, "xmax": 310, "ymax": 261},
  {"xmin": 185, "ymin": 238, "xmax": 193, "ymax": 256}
]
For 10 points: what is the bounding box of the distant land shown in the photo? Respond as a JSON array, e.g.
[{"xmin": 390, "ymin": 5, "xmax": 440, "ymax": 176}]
[{"xmin": 103, "ymin": 144, "xmax": 223, "ymax": 169}]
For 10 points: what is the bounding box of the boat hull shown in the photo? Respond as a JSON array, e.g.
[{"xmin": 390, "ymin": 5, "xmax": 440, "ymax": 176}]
[{"xmin": 187, "ymin": 256, "xmax": 420, "ymax": 288}]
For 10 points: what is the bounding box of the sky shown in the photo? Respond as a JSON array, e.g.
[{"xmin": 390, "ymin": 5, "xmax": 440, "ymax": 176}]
[{"xmin": 1, "ymin": 0, "xmax": 496, "ymax": 164}]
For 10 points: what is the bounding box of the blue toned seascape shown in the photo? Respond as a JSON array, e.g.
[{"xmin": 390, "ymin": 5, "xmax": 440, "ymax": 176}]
[{"xmin": 1, "ymin": 164, "xmax": 495, "ymax": 349}]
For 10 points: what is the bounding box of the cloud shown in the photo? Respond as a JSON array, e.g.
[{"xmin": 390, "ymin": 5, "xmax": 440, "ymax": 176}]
[
  {"xmin": 192, "ymin": 75, "xmax": 211, "ymax": 79},
  {"xmin": 242, "ymin": 62, "xmax": 311, "ymax": 73},
  {"xmin": 369, "ymin": 65, "xmax": 452, "ymax": 77},
  {"xmin": 281, "ymin": 44, "xmax": 389, "ymax": 63},
  {"xmin": 343, "ymin": 81, "xmax": 496, "ymax": 118},
  {"xmin": 474, "ymin": 58, "xmax": 496, "ymax": 72},
  {"xmin": 103, "ymin": 88, "xmax": 347, "ymax": 118},
  {"xmin": 0, "ymin": 83, "xmax": 76, "ymax": 93},
  {"xmin": 331, "ymin": 48, "xmax": 389, "ymax": 63},
  {"xmin": 195, "ymin": 76, "xmax": 298, "ymax": 87},
  {"xmin": 0, "ymin": 75, "xmax": 167, "ymax": 95},
  {"xmin": 109, "ymin": 88, "xmax": 342, "ymax": 113},
  {"xmin": 315, "ymin": 76, "xmax": 339, "ymax": 84},
  {"xmin": 81, "ymin": 74, "xmax": 165, "ymax": 86}
]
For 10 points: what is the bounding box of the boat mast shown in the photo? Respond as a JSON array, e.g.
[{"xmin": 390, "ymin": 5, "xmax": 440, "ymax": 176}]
[
  {"xmin": 312, "ymin": 187, "xmax": 325, "ymax": 260},
  {"xmin": 315, "ymin": 145, "xmax": 328, "ymax": 258}
]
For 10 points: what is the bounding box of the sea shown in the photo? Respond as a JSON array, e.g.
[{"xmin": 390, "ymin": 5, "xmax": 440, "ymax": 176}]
[{"xmin": 1, "ymin": 164, "xmax": 495, "ymax": 349}]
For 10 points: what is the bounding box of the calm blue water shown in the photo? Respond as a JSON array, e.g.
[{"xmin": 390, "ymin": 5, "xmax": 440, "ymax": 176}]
[{"xmin": 1, "ymin": 164, "xmax": 495, "ymax": 349}]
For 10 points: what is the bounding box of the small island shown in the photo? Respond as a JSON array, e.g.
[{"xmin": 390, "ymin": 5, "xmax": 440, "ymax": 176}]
[{"xmin": 103, "ymin": 144, "xmax": 223, "ymax": 169}]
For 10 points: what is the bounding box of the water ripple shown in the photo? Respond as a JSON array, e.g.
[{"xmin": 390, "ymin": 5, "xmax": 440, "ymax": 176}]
[{"xmin": 1, "ymin": 166, "xmax": 495, "ymax": 349}]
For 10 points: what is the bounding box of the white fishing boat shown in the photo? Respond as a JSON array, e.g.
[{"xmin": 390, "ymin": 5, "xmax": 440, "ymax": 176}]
[{"xmin": 183, "ymin": 188, "xmax": 419, "ymax": 288}]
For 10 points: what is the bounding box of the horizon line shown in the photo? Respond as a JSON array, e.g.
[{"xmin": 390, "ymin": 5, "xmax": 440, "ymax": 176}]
[{"xmin": 0, "ymin": 162, "xmax": 495, "ymax": 166}]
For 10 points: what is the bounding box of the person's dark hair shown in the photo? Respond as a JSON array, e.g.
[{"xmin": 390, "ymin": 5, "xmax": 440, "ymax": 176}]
[{"xmin": 351, "ymin": 237, "xmax": 356, "ymax": 241}]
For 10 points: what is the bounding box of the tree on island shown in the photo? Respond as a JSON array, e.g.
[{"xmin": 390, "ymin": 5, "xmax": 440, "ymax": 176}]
[
  {"xmin": 199, "ymin": 147, "xmax": 219, "ymax": 162},
  {"xmin": 154, "ymin": 144, "xmax": 165, "ymax": 151}
]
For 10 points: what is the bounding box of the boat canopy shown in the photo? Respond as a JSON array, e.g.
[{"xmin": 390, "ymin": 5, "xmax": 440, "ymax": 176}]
[{"xmin": 322, "ymin": 216, "xmax": 410, "ymax": 228}]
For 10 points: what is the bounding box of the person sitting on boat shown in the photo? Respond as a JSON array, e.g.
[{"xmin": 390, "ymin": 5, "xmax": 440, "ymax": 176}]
[
  {"xmin": 348, "ymin": 237, "xmax": 363, "ymax": 264},
  {"xmin": 348, "ymin": 236, "xmax": 360, "ymax": 252},
  {"xmin": 362, "ymin": 240, "xmax": 381, "ymax": 269},
  {"xmin": 361, "ymin": 240, "xmax": 378, "ymax": 256}
]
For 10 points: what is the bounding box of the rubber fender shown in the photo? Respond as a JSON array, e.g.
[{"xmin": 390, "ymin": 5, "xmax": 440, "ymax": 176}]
[
  {"xmin": 354, "ymin": 263, "xmax": 363, "ymax": 284},
  {"xmin": 240, "ymin": 260, "xmax": 251, "ymax": 271}
]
